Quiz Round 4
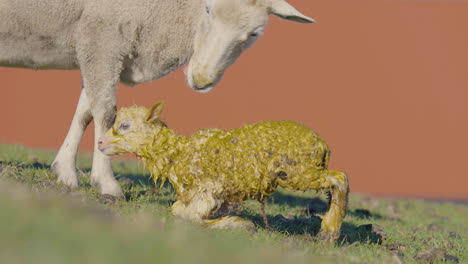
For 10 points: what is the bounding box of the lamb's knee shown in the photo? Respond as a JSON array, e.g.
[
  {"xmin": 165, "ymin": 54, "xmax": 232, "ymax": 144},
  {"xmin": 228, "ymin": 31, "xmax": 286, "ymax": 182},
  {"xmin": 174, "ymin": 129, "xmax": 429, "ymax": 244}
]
[
  {"xmin": 322, "ymin": 170, "xmax": 349, "ymax": 207},
  {"xmin": 171, "ymin": 196, "xmax": 221, "ymax": 223},
  {"xmin": 172, "ymin": 200, "xmax": 255, "ymax": 231},
  {"xmin": 171, "ymin": 201, "xmax": 197, "ymax": 221}
]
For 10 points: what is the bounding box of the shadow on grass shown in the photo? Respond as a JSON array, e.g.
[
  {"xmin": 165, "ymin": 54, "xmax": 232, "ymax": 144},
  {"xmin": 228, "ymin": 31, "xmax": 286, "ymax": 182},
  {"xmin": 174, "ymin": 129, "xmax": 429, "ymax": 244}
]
[
  {"xmin": 339, "ymin": 222, "xmax": 385, "ymax": 245},
  {"xmin": 116, "ymin": 172, "xmax": 177, "ymax": 206},
  {"xmin": 240, "ymin": 194, "xmax": 384, "ymax": 245},
  {"xmin": 270, "ymin": 192, "xmax": 384, "ymax": 220},
  {"xmin": 115, "ymin": 172, "xmax": 154, "ymax": 187},
  {"xmin": 0, "ymin": 160, "xmax": 51, "ymax": 170},
  {"xmin": 271, "ymin": 192, "xmax": 330, "ymax": 214},
  {"xmin": 347, "ymin": 209, "xmax": 384, "ymax": 220}
]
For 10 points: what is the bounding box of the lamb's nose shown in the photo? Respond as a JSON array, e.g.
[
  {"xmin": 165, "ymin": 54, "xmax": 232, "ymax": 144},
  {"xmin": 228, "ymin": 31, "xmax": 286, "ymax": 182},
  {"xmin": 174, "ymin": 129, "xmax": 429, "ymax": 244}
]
[{"xmin": 98, "ymin": 139, "xmax": 104, "ymax": 146}]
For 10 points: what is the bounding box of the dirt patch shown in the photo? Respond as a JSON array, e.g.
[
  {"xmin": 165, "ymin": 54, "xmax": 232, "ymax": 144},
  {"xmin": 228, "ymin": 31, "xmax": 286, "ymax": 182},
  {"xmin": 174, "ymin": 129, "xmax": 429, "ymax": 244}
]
[
  {"xmin": 415, "ymin": 248, "xmax": 459, "ymax": 263},
  {"xmin": 357, "ymin": 224, "xmax": 387, "ymax": 244}
]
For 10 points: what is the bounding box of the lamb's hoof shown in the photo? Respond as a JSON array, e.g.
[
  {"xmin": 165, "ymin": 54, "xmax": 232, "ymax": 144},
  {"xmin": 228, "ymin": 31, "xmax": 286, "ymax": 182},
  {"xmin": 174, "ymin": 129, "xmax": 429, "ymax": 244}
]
[
  {"xmin": 233, "ymin": 222, "xmax": 257, "ymax": 233},
  {"xmin": 247, "ymin": 224, "xmax": 258, "ymax": 233},
  {"xmin": 235, "ymin": 220, "xmax": 257, "ymax": 233},
  {"xmin": 52, "ymin": 161, "xmax": 79, "ymax": 189},
  {"xmin": 317, "ymin": 230, "xmax": 339, "ymax": 245}
]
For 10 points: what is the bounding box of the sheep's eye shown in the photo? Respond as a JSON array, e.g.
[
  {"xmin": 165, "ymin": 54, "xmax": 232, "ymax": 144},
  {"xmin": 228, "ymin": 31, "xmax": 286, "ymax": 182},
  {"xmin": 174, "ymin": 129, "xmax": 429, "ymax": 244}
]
[
  {"xmin": 119, "ymin": 123, "xmax": 130, "ymax": 131},
  {"xmin": 250, "ymin": 32, "xmax": 258, "ymax": 38}
]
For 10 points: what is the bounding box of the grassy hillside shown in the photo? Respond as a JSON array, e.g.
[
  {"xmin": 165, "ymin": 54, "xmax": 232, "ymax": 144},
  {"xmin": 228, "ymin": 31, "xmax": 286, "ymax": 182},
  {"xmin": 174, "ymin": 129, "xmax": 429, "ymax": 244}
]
[{"xmin": 0, "ymin": 144, "xmax": 466, "ymax": 263}]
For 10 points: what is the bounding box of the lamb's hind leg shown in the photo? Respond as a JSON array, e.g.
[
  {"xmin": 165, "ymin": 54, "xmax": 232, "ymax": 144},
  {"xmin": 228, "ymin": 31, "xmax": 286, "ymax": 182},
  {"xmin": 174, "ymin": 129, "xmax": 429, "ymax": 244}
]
[
  {"xmin": 317, "ymin": 170, "xmax": 349, "ymax": 244},
  {"xmin": 52, "ymin": 88, "xmax": 92, "ymax": 188}
]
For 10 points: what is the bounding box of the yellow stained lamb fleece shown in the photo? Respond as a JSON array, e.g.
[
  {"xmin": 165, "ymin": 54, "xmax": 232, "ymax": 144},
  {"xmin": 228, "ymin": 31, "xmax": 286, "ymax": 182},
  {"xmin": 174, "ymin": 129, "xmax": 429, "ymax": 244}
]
[{"xmin": 99, "ymin": 102, "xmax": 349, "ymax": 244}]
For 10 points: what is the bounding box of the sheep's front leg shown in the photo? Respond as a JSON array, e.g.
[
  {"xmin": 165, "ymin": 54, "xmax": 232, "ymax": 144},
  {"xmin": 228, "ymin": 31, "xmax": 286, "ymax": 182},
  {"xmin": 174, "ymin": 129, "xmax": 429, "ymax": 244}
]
[
  {"xmin": 76, "ymin": 29, "xmax": 127, "ymax": 197},
  {"xmin": 87, "ymin": 96, "xmax": 122, "ymax": 197},
  {"xmin": 317, "ymin": 170, "xmax": 349, "ymax": 244},
  {"xmin": 52, "ymin": 88, "xmax": 92, "ymax": 188},
  {"xmin": 84, "ymin": 82, "xmax": 122, "ymax": 197}
]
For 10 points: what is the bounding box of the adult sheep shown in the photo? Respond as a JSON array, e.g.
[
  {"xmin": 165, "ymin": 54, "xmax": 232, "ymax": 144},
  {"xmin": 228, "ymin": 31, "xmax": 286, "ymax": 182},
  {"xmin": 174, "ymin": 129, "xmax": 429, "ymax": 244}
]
[{"xmin": 0, "ymin": 0, "xmax": 315, "ymax": 197}]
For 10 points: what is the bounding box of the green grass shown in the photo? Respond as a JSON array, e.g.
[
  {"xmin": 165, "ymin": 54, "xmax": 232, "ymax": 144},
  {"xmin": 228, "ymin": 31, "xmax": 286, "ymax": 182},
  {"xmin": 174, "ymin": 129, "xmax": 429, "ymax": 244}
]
[{"xmin": 0, "ymin": 144, "xmax": 466, "ymax": 263}]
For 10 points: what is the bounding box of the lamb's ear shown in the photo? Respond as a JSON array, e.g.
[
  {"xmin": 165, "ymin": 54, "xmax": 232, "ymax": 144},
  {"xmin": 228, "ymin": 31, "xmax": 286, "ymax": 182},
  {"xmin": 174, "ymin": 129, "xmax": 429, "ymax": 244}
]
[
  {"xmin": 269, "ymin": 0, "xmax": 316, "ymax": 24},
  {"xmin": 146, "ymin": 101, "xmax": 165, "ymax": 122}
]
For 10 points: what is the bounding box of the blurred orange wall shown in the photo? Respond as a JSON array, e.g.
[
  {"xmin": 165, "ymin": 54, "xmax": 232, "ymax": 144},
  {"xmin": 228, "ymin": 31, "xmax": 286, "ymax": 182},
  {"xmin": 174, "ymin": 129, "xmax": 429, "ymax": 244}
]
[{"xmin": 1, "ymin": 0, "xmax": 467, "ymax": 199}]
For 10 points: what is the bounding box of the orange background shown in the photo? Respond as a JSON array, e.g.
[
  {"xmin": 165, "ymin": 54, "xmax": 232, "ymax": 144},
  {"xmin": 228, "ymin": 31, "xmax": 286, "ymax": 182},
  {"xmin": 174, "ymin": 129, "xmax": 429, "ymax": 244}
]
[{"xmin": 1, "ymin": 0, "xmax": 467, "ymax": 199}]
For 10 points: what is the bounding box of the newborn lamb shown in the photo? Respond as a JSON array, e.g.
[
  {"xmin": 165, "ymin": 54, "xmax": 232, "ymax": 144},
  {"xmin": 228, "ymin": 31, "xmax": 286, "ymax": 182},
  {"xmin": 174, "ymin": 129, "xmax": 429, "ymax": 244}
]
[{"xmin": 98, "ymin": 102, "xmax": 349, "ymax": 243}]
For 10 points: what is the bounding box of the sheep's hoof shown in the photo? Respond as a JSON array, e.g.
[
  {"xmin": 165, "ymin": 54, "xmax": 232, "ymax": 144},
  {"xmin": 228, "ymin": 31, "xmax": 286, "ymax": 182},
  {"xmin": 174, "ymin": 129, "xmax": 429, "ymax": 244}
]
[
  {"xmin": 98, "ymin": 181, "xmax": 124, "ymax": 198},
  {"xmin": 98, "ymin": 194, "xmax": 122, "ymax": 204},
  {"xmin": 52, "ymin": 161, "xmax": 79, "ymax": 189},
  {"xmin": 90, "ymin": 173, "xmax": 124, "ymax": 198}
]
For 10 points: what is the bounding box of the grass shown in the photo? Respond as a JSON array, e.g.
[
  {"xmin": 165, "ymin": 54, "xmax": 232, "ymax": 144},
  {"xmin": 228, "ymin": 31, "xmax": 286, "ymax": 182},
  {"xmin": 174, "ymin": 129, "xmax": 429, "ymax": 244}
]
[{"xmin": 0, "ymin": 144, "xmax": 466, "ymax": 263}]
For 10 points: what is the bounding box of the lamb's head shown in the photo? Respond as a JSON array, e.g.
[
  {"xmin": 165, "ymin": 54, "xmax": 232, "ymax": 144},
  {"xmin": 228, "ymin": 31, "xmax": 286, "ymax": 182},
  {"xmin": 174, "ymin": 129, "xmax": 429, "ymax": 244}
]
[
  {"xmin": 187, "ymin": 0, "xmax": 314, "ymax": 93},
  {"xmin": 98, "ymin": 102, "xmax": 167, "ymax": 156}
]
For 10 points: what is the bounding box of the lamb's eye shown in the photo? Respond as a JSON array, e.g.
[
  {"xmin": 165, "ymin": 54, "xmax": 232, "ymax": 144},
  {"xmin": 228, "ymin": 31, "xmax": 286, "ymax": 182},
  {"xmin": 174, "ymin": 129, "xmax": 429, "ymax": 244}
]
[
  {"xmin": 250, "ymin": 32, "xmax": 258, "ymax": 38},
  {"xmin": 119, "ymin": 123, "xmax": 130, "ymax": 131}
]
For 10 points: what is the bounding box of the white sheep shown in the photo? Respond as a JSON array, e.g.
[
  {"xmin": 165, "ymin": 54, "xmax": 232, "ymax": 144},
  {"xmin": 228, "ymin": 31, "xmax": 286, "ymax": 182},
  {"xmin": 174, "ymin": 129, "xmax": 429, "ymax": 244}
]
[
  {"xmin": 99, "ymin": 102, "xmax": 349, "ymax": 244},
  {"xmin": 0, "ymin": 0, "xmax": 315, "ymax": 197}
]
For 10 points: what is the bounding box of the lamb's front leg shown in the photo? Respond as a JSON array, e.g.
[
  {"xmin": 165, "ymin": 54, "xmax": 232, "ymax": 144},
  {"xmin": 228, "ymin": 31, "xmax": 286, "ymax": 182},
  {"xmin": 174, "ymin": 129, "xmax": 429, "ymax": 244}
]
[
  {"xmin": 204, "ymin": 216, "xmax": 256, "ymax": 231},
  {"xmin": 171, "ymin": 194, "xmax": 220, "ymax": 223},
  {"xmin": 317, "ymin": 170, "xmax": 349, "ymax": 244},
  {"xmin": 171, "ymin": 197, "xmax": 255, "ymax": 231},
  {"xmin": 52, "ymin": 88, "xmax": 92, "ymax": 188}
]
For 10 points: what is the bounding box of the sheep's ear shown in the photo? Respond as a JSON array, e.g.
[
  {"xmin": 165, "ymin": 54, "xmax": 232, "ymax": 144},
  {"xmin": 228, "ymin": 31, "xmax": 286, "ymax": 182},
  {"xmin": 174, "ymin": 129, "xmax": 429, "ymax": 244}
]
[
  {"xmin": 146, "ymin": 101, "xmax": 165, "ymax": 122},
  {"xmin": 269, "ymin": 0, "xmax": 316, "ymax": 24}
]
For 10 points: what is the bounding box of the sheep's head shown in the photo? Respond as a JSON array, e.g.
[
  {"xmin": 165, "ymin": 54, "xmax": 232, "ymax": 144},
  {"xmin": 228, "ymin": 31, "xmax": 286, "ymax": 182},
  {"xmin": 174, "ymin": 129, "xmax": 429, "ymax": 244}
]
[
  {"xmin": 98, "ymin": 102, "xmax": 166, "ymax": 156},
  {"xmin": 187, "ymin": 0, "xmax": 315, "ymax": 93}
]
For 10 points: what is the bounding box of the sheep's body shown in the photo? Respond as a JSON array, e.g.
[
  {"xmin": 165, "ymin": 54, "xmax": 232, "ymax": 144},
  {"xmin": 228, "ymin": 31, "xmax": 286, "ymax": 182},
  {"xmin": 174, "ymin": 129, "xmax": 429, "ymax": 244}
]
[
  {"xmin": 0, "ymin": 0, "xmax": 198, "ymax": 81},
  {"xmin": 100, "ymin": 103, "xmax": 349, "ymax": 243},
  {"xmin": 1, "ymin": 0, "xmax": 314, "ymax": 197}
]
